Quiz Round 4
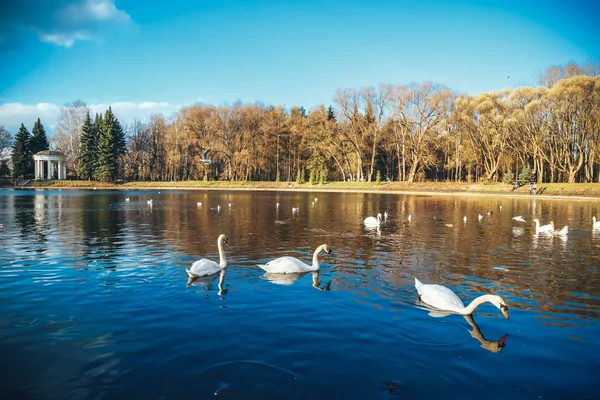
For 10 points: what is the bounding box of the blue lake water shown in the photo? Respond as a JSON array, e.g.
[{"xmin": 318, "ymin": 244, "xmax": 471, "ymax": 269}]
[{"xmin": 1, "ymin": 188, "xmax": 599, "ymax": 399}]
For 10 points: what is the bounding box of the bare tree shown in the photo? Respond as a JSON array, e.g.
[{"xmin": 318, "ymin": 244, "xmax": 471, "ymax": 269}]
[
  {"xmin": 393, "ymin": 82, "xmax": 453, "ymax": 182},
  {"xmin": 0, "ymin": 125, "xmax": 12, "ymax": 161},
  {"xmin": 53, "ymin": 100, "xmax": 89, "ymax": 176}
]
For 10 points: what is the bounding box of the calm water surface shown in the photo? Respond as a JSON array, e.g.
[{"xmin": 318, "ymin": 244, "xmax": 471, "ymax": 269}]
[{"xmin": 1, "ymin": 188, "xmax": 599, "ymax": 399}]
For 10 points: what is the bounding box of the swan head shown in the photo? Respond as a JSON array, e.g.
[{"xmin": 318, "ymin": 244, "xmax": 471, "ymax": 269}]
[
  {"xmin": 218, "ymin": 234, "xmax": 229, "ymax": 246},
  {"xmin": 489, "ymin": 295, "xmax": 509, "ymax": 318},
  {"xmin": 321, "ymin": 244, "xmax": 332, "ymax": 255},
  {"xmin": 377, "ymin": 213, "xmax": 383, "ymax": 220}
]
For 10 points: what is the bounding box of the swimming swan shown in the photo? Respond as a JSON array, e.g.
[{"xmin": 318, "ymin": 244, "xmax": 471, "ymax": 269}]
[
  {"xmin": 553, "ymin": 225, "xmax": 569, "ymax": 236},
  {"xmin": 364, "ymin": 213, "xmax": 382, "ymax": 227},
  {"xmin": 258, "ymin": 244, "xmax": 332, "ymax": 273},
  {"xmin": 533, "ymin": 218, "xmax": 554, "ymax": 234},
  {"xmin": 415, "ymin": 278, "xmax": 509, "ymax": 318},
  {"xmin": 186, "ymin": 234, "xmax": 229, "ymax": 278},
  {"xmin": 593, "ymin": 216, "xmax": 600, "ymax": 230}
]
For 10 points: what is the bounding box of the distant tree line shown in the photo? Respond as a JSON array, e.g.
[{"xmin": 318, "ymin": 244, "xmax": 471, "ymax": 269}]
[
  {"xmin": 4, "ymin": 107, "xmax": 125, "ymax": 182},
  {"xmin": 1, "ymin": 61, "xmax": 599, "ymax": 184}
]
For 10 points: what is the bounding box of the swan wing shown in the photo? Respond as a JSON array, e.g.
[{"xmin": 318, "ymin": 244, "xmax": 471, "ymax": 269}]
[
  {"xmin": 540, "ymin": 223, "xmax": 553, "ymax": 233},
  {"xmin": 364, "ymin": 216, "xmax": 378, "ymax": 226},
  {"xmin": 418, "ymin": 283, "xmax": 466, "ymax": 313},
  {"xmin": 258, "ymin": 256, "xmax": 314, "ymax": 273},
  {"xmin": 188, "ymin": 259, "xmax": 221, "ymax": 277}
]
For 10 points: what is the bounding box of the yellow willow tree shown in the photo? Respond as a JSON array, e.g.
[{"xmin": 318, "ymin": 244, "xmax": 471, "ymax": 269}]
[
  {"xmin": 543, "ymin": 75, "xmax": 600, "ymax": 182},
  {"xmin": 305, "ymin": 105, "xmax": 346, "ymax": 181},
  {"xmin": 392, "ymin": 82, "xmax": 453, "ymax": 182},
  {"xmin": 163, "ymin": 114, "xmax": 197, "ymax": 181},
  {"xmin": 455, "ymin": 90, "xmax": 512, "ymax": 181},
  {"xmin": 335, "ymin": 88, "xmax": 370, "ymax": 181},
  {"xmin": 261, "ymin": 106, "xmax": 288, "ymax": 181},
  {"xmin": 287, "ymin": 106, "xmax": 309, "ymax": 181},
  {"xmin": 362, "ymin": 84, "xmax": 394, "ymax": 182},
  {"xmin": 505, "ymin": 86, "xmax": 549, "ymax": 183},
  {"xmin": 237, "ymin": 104, "xmax": 264, "ymax": 181},
  {"xmin": 147, "ymin": 114, "xmax": 167, "ymax": 181},
  {"xmin": 181, "ymin": 104, "xmax": 216, "ymax": 180}
]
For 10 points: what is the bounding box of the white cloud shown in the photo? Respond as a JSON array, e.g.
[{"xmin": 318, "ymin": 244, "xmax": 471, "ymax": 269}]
[
  {"xmin": 0, "ymin": 0, "xmax": 133, "ymax": 48},
  {"xmin": 0, "ymin": 103, "xmax": 62, "ymax": 132},
  {"xmin": 0, "ymin": 101, "xmax": 179, "ymax": 134}
]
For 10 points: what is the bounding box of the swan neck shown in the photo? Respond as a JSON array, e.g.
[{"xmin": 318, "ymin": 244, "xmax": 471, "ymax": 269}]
[
  {"xmin": 463, "ymin": 295, "xmax": 496, "ymax": 315},
  {"xmin": 218, "ymin": 237, "xmax": 227, "ymax": 268},
  {"xmin": 312, "ymin": 246, "xmax": 323, "ymax": 268}
]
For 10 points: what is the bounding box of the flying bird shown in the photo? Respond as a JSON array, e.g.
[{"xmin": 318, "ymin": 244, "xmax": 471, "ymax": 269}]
[{"xmin": 201, "ymin": 147, "xmax": 212, "ymax": 164}]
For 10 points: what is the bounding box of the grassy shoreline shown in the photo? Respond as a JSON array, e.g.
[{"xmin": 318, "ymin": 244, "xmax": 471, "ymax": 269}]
[{"xmin": 19, "ymin": 180, "xmax": 600, "ymax": 199}]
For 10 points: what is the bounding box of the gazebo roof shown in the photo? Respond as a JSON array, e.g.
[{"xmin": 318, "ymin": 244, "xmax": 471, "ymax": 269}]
[{"xmin": 35, "ymin": 150, "xmax": 64, "ymax": 156}]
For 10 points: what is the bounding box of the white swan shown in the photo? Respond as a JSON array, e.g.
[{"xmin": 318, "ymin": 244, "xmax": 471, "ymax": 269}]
[
  {"xmin": 415, "ymin": 278, "xmax": 509, "ymax": 318},
  {"xmin": 186, "ymin": 234, "xmax": 229, "ymax": 278},
  {"xmin": 258, "ymin": 244, "xmax": 332, "ymax": 273},
  {"xmin": 197, "ymin": 201, "xmax": 202, "ymax": 208},
  {"xmin": 593, "ymin": 216, "xmax": 600, "ymax": 230},
  {"xmin": 364, "ymin": 213, "xmax": 382, "ymax": 227},
  {"xmin": 533, "ymin": 218, "xmax": 554, "ymax": 234},
  {"xmin": 553, "ymin": 225, "xmax": 569, "ymax": 236},
  {"xmin": 512, "ymin": 216, "xmax": 526, "ymax": 222}
]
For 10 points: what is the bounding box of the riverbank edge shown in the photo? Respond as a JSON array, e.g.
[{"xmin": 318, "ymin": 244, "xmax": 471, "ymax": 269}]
[{"xmin": 13, "ymin": 180, "xmax": 600, "ymax": 201}]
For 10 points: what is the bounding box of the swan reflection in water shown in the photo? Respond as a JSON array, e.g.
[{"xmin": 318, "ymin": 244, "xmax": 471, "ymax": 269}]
[
  {"xmin": 418, "ymin": 300, "xmax": 508, "ymax": 353},
  {"xmin": 186, "ymin": 269, "xmax": 228, "ymax": 295},
  {"xmin": 262, "ymin": 271, "xmax": 331, "ymax": 291},
  {"xmin": 464, "ymin": 314, "xmax": 508, "ymax": 353}
]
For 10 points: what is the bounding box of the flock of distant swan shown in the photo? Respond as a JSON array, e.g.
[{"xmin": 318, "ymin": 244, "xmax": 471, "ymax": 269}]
[{"xmin": 129, "ymin": 196, "xmax": 600, "ymax": 321}]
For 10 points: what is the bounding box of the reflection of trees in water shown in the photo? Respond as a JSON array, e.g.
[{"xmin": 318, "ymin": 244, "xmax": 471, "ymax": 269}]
[
  {"xmin": 15, "ymin": 195, "xmax": 49, "ymax": 243},
  {"xmin": 76, "ymin": 191, "xmax": 600, "ymax": 316},
  {"xmin": 80, "ymin": 193, "xmax": 125, "ymax": 263}
]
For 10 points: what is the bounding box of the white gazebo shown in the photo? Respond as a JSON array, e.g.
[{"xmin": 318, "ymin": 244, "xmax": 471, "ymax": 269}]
[{"xmin": 33, "ymin": 150, "xmax": 67, "ymax": 180}]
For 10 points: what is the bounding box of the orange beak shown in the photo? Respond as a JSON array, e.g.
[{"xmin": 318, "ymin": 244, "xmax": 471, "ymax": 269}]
[{"xmin": 501, "ymin": 307, "xmax": 509, "ymax": 319}]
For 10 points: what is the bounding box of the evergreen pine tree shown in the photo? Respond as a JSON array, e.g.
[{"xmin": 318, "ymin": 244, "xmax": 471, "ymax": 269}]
[
  {"xmin": 0, "ymin": 159, "xmax": 10, "ymax": 178},
  {"xmin": 327, "ymin": 105, "xmax": 336, "ymax": 121},
  {"xmin": 30, "ymin": 118, "xmax": 49, "ymax": 155},
  {"xmin": 78, "ymin": 111, "xmax": 97, "ymax": 180},
  {"xmin": 95, "ymin": 107, "xmax": 126, "ymax": 182},
  {"xmin": 11, "ymin": 124, "xmax": 33, "ymax": 178}
]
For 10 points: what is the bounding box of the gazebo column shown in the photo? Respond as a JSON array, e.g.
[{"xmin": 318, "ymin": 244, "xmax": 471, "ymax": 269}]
[
  {"xmin": 63, "ymin": 164, "xmax": 67, "ymax": 180},
  {"xmin": 34, "ymin": 159, "xmax": 39, "ymax": 179},
  {"xmin": 46, "ymin": 160, "xmax": 52, "ymax": 179}
]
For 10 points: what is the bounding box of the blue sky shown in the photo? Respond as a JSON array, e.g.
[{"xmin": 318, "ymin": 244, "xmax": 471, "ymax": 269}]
[{"xmin": 0, "ymin": 0, "xmax": 598, "ymax": 134}]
